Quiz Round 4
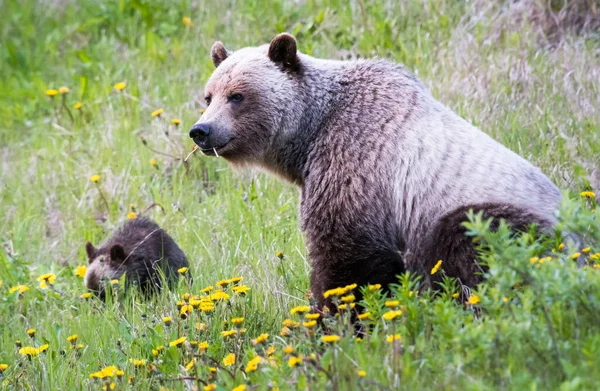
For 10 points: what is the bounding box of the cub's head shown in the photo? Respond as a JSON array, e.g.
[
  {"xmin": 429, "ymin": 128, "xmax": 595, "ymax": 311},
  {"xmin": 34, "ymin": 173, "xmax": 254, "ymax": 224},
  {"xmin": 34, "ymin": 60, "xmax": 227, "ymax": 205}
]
[
  {"xmin": 84, "ymin": 241, "xmax": 128, "ymax": 298},
  {"xmin": 189, "ymin": 33, "xmax": 303, "ymax": 166}
]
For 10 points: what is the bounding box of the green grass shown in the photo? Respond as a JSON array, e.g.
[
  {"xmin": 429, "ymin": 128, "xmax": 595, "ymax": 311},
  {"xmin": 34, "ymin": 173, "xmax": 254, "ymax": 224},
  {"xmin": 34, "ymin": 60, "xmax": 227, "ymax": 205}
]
[{"xmin": 1, "ymin": 0, "xmax": 600, "ymax": 390}]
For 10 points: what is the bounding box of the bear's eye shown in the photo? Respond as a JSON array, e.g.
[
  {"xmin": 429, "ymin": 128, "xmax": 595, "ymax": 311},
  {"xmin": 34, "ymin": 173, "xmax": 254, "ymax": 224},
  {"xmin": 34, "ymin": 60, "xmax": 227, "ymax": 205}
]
[
  {"xmin": 204, "ymin": 96, "xmax": 212, "ymax": 105},
  {"xmin": 228, "ymin": 93, "xmax": 244, "ymax": 103}
]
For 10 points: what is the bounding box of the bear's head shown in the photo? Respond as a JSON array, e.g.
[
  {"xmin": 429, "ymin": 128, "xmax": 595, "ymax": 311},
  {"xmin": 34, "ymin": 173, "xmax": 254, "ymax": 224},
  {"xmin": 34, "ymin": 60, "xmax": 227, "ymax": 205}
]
[
  {"xmin": 84, "ymin": 241, "xmax": 129, "ymax": 298},
  {"xmin": 190, "ymin": 33, "xmax": 306, "ymax": 172}
]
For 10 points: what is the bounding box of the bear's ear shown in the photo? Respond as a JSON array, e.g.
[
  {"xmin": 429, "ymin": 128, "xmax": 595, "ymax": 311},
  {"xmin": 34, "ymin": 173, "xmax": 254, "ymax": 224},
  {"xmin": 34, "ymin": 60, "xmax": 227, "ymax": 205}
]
[
  {"xmin": 85, "ymin": 242, "xmax": 96, "ymax": 263},
  {"xmin": 268, "ymin": 33, "xmax": 299, "ymax": 71},
  {"xmin": 211, "ymin": 41, "xmax": 230, "ymax": 68},
  {"xmin": 109, "ymin": 244, "xmax": 127, "ymax": 263}
]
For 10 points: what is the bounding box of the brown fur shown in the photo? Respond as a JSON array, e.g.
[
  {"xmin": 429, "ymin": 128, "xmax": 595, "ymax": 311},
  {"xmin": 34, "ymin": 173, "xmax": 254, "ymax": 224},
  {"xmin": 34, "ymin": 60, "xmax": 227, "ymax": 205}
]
[{"xmin": 84, "ymin": 217, "xmax": 188, "ymax": 299}]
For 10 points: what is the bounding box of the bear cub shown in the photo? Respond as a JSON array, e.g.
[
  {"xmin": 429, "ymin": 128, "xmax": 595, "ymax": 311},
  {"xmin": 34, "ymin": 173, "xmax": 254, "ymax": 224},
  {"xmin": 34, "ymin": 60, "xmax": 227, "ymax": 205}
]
[{"xmin": 84, "ymin": 217, "xmax": 188, "ymax": 299}]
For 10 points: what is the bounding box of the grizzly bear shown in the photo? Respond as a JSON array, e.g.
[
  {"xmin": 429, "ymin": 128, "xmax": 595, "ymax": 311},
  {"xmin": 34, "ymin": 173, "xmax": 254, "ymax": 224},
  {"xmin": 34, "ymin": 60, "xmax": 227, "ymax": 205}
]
[
  {"xmin": 189, "ymin": 33, "xmax": 561, "ymax": 308},
  {"xmin": 84, "ymin": 217, "xmax": 188, "ymax": 299}
]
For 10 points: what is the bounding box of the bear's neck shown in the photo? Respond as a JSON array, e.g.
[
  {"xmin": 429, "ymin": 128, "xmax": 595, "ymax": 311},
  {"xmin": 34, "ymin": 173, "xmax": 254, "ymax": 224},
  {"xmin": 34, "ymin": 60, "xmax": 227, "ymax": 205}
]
[{"xmin": 263, "ymin": 59, "xmax": 344, "ymax": 186}]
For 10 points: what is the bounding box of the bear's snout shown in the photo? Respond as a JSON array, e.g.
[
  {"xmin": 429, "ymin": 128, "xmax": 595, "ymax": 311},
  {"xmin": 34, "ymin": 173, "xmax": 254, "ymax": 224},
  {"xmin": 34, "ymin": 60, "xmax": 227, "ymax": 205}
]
[
  {"xmin": 189, "ymin": 123, "xmax": 211, "ymax": 145},
  {"xmin": 189, "ymin": 123, "xmax": 233, "ymax": 155}
]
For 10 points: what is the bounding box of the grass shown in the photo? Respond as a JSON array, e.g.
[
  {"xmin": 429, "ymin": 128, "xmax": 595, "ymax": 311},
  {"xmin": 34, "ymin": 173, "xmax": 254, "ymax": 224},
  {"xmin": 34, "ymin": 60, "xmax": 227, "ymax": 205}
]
[{"xmin": 1, "ymin": 0, "xmax": 599, "ymax": 390}]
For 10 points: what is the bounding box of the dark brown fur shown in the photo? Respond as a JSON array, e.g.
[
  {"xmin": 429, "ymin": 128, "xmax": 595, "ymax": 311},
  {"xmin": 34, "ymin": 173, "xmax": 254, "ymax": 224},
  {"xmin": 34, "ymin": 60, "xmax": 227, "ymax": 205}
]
[{"xmin": 85, "ymin": 217, "xmax": 188, "ymax": 299}]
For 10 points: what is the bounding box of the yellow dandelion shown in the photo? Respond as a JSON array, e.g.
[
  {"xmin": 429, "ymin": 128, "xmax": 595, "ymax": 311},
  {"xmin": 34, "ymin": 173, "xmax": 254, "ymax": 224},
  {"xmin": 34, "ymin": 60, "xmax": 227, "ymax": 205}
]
[
  {"xmin": 195, "ymin": 322, "xmax": 206, "ymax": 331},
  {"xmin": 204, "ymin": 384, "xmax": 217, "ymax": 391},
  {"xmin": 201, "ymin": 285, "xmax": 214, "ymax": 293},
  {"xmin": 323, "ymin": 287, "xmax": 345, "ymax": 298},
  {"xmin": 338, "ymin": 303, "xmax": 355, "ymax": 310},
  {"xmin": 169, "ymin": 336, "xmax": 187, "ymax": 347},
  {"xmin": 151, "ymin": 108, "xmax": 164, "ymax": 117},
  {"xmin": 198, "ymin": 341, "xmax": 209, "ymax": 351},
  {"xmin": 580, "ymin": 191, "xmax": 596, "ymax": 198},
  {"xmin": 182, "ymin": 16, "xmax": 192, "ymax": 27},
  {"xmin": 357, "ymin": 312, "xmax": 371, "ymax": 320},
  {"xmin": 321, "ymin": 335, "xmax": 340, "ymax": 343},
  {"xmin": 152, "ymin": 346, "xmax": 164, "ymax": 356},
  {"xmin": 466, "ymin": 294, "xmax": 481, "ymax": 305},
  {"xmin": 127, "ymin": 212, "xmax": 137, "ymax": 220},
  {"xmin": 530, "ymin": 257, "xmax": 539, "ymax": 264},
  {"xmin": 232, "ymin": 385, "xmax": 246, "ymax": 391},
  {"xmin": 305, "ymin": 313, "xmax": 320, "ymax": 320},
  {"xmin": 358, "ymin": 370, "xmax": 366, "ymax": 377},
  {"xmin": 283, "ymin": 345, "xmax": 294, "ymax": 354},
  {"xmin": 223, "ymin": 353, "xmax": 236, "ymax": 366},
  {"xmin": 45, "ymin": 89, "xmax": 58, "ymax": 97},
  {"xmin": 368, "ymin": 284, "xmax": 381, "ymax": 291},
  {"xmin": 303, "ymin": 320, "xmax": 317, "ymax": 328},
  {"xmin": 185, "ymin": 359, "xmax": 196, "ymax": 371},
  {"xmin": 37, "ymin": 273, "xmax": 57, "ymax": 288},
  {"xmin": 19, "ymin": 346, "xmax": 40, "ymax": 357},
  {"xmin": 0, "ymin": 364, "xmax": 8, "ymax": 372},
  {"xmin": 558, "ymin": 243, "xmax": 565, "ymax": 251},
  {"xmin": 129, "ymin": 358, "xmax": 146, "ymax": 367},
  {"xmin": 150, "ymin": 158, "xmax": 157, "ymax": 166},
  {"xmin": 386, "ymin": 334, "xmax": 402, "ymax": 343},
  {"xmin": 383, "ymin": 310, "xmax": 402, "ymax": 321},
  {"xmin": 280, "ymin": 326, "xmax": 291, "ymax": 336},
  {"xmin": 571, "ymin": 252, "xmax": 581, "ymax": 259},
  {"xmin": 252, "ymin": 333, "xmax": 269, "ymax": 345},
  {"xmin": 110, "ymin": 279, "xmax": 119, "ymax": 286},
  {"xmin": 593, "ymin": 264, "xmax": 600, "ymax": 269},
  {"xmin": 9, "ymin": 285, "xmax": 29, "ymax": 295},
  {"xmin": 39, "ymin": 344, "xmax": 48, "ymax": 353},
  {"xmin": 341, "ymin": 294, "xmax": 355, "ymax": 303},
  {"xmin": 245, "ymin": 356, "xmax": 261, "ymax": 372},
  {"xmin": 385, "ymin": 300, "xmax": 399, "ymax": 308},
  {"xmin": 178, "ymin": 267, "xmax": 188, "ymax": 275},
  {"xmin": 231, "ymin": 317, "xmax": 244, "ymax": 325},
  {"xmin": 288, "ymin": 355, "xmax": 303, "ymax": 367},
  {"xmin": 27, "ymin": 329, "xmax": 35, "ymax": 337},
  {"xmin": 502, "ymin": 297, "xmax": 509, "ymax": 303},
  {"xmin": 59, "ymin": 86, "xmax": 69, "ymax": 94},
  {"xmin": 232, "ymin": 285, "xmax": 250, "ymax": 295},
  {"xmin": 163, "ymin": 317, "xmax": 172, "ymax": 326},
  {"xmin": 582, "ymin": 247, "xmax": 591, "ymax": 254},
  {"xmin": 90, "ymin": 175, "xmax": 100, "ymax": 183},
  {"xmin": 452, "ymin": 293, "xmax": 459, "ymax": 299},
  {"xmin": 430, "ymin": 259, "xmax": 443, "ymax": 275},
  {"xmin": 114, "ymin": 82, "xmax": 126, "ymax": 91},
  {"xmin": 290, "ymin": 305, "xmax": 310, "ymax": 315},
  {"xmin": 80, "ymin": 292, "xmax": 91, "ymax": 299},
  {"xmin": 67, "ymin": 335, "xmax": 78, "ymax": 344},
  {"xmin": 74, "ymin": 102, "xmax": 82, "ymax": 109},
  {"xmin": 171, "ymin": 119, "xmax": 181, "ymax": 125},
  {"xmin": 221, "ymin": 330, "xmax": 237, "ymax": 338},
  {"xmin": 74, "ymin": 265, "xmax": 87, "ymax": 278}
]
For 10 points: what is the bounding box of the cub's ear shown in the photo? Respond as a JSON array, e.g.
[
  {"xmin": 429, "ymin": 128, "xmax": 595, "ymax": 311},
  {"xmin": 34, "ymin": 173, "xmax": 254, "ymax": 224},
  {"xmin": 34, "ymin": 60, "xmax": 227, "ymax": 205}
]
[
  {"xmin": 85, "ymin": 242, "xmax": 96, "ymax": 262},
  {"xmin": 268, "ymin": 33, "xmax": 299, "ymax": 71},
  {"xmin": 211, "ymin": 41, "xmax": 231, "ymax": 68},
  {"xmin": 109, "ymin": 244, "xmax": 127, "ymax": 263}
]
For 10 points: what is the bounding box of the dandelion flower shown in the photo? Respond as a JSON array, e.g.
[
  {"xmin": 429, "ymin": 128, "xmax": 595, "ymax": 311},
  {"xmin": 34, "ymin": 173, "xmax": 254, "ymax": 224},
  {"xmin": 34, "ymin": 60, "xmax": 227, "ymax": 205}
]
[
  {"xmin": 67, "ymin": 335, "xmax": 78, "ymax": 344},
  {"xmin": 385, "ymin": 300, "xmax": 399, "ymax": 308},
  {"xmin": 341, "ymin": 294, "xmax": 355, "ymax": 303},
  {"xmin": 45, "ymin": 89, "xmax": 58, "ymax": 97},
  {"xmin": 171, "ymin": 119, "xmax": 181, "ymax": 125},
  {"xmin": 252, "ymin": 333, "xmax": 268, "ymax": 345},
  {"xmin": 19, "ymin": 346, "xmax": 40, "ymax": 358},
  {"xmin": 27, "ymin": 329, "xmax": 36, "ymax": 338},
  {"xmin": 290, "ymin": 305, "xmax": 310, "ymax": 315},
  {"xmin": 386, "ymin": 334, "xmax": 401, "ymax": 343},
  {"xmin": 323, "ymin": 287, "xmax": 344, "ymax": 298},
  {"xmin": 185, "ymin": 359, "xmax": 196, "ymax": 371},
  {"xmin": 198, "ymin": 341, "xmax": 209, "ymax": 351},
  {"xmin": 222, "ymin": 353, "xmax": 236, "ymax": 366},
  {"xmin": 201, "ymin": 285, "xmax": 214, "ymax": 293},
  {"xmin": 275, "ymin": 251, "xmax": 284, "ymax": 258},
  {"xmin": 231, "ymin": 317, "xmax": 244, "ymax": 325},
  {"xmin": 558, "ymin": 243, "xmax": 565, "ymax": 251},
  {"xmin": 321, "ymin": 335, "xmax": 340, "ymax": 343},
  {"xmin": 127, "ymin": 212, "xmax": 137, "ymax": 220},
  {"xmin": 571, "ymin": 252, "xmax": 581, "ymax": 259},
  {"xmin": 90, "ymin": 175, "xmax": 100, "ymax": 183},
  {"xmin": 581, "ymin": 191, "xmax": 596, "ymax": 198},
  {"xmin": 182, "ymin": 17, "xmax": 192, "ymax": 27},
  {"xmin": 204, "ymin": 384, "xmax": 217, "ymax": 391},
  {"xmin": 466, "ymin": 294, "xmax": 480, "ymax": 305},
  {"xmin": 232, "ymin": 285, "xmax": 250, "ymax": 295},
  {"xmin": 169, "ymin": 336, "xmax": 187, "ymax": 347},
  {"xmin": 502, "ymin": 297, "xmax": 509, "ymax": 303},
  {"xmin": 232, "ymin": 385, "xmax": 246, "ymax": 391},
  {"xmin": 288, "ymin": 355, "xmax": 303, "ymax": 367},
  {"xmin": 529, "ymin": 257, "xmax": 539, "ymax": 264},
  {"xmin": 110, "ymin": 279, "xmax": 119, "ymax": 286},
  {"xmin": 303, "ymin": 320, "xmax": 317, "ymax": 328},
  {"xmin": 582, "ymin": 247, "xmax": 591, "ymax": 254},
  {"xmin": 357, "ymin": 370, "xmax": 366, "ymax": 377},
  {"xmin": 0, "ymin": 364, "xmax": 8, "ymax": 372},
  {"xmin": 368, "ymin": 284, "xmax": 381, "ymax": 291},
  {"xmin": 74, "ymin": 265, "xmax": 87, "ymax": 278},
  {"xmin": 74, "ymin": 102, "xmax": 82, "ymax": 109},
  {"xmin": 163, "ymin": 317, "xmax": 172, "ymax": 326},
  {"xmin": 37, "ymin": 273, "xmax": 56, "ymax": 289},
  {"xmin": 283, "ymin": 345, "xmax": 294, "ymax": 354},
  {"xmin": 9, "ymin": 285, "xmax": 29, "ymax": 295},
  {"xmin": 150, "ymin": 158, "xmax": 157, "ymax": 166},
  {"xmin": 209, "ymin": 290, "xmax": 230, "ymax": 301},
  {"xmin": 114, "ymin": 82, "xmax": 126, "ymax": 91},
  {"xmin": 151, "ymin": 108, "xmax": 164, "ymax": 117},
  {"xmin": 129, "ymin": 359, "xmax": 146, "ymax": 367},
  {"xmin": 338, "ymin": 303, "xmax": 355, "ymax": 310},
  {"xmin": 221, "ymin": 330, "xmax": 237, "ymax": 338},
  {"xmin": 452, "ymin": 293, "xmax": 459, "ymax": 299},
  {"xmin": 245, "ymin": 356, "xmax": 261, "ymax": 372},
  {"xmin": 305, "ymin": 313, "xmax": 320, "ymax": 320},
  {"xmin": 59, "ymin": 86, "xmax": 69, "ymax": 94},
  {"xmin": 357, "ymin": 312, "xmax": 371, "ymax": 320},
  {"xmin": 383, "ymin": 310, "xmax": 402, "ymax": 321},
  {"xmin": 430, "ymin": 259, "xmax": 442, "ymax": 274},
  {"xmin": 152, "ymin": 346, "xmax": 164, "ymax": 356},
  {"xmin": 178, "ymin": 267, "xmax": 188, "ymax": 275},
  {"xmin": 280, "ymin": 326, "xmax": 291, "ymax": 336}
]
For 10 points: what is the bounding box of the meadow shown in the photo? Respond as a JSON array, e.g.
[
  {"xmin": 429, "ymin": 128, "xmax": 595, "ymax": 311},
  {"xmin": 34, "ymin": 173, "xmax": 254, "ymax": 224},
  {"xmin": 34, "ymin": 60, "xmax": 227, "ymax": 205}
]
[{"xmin": 1, "ymin": 0, "xmax": 599, "ymax": 390}]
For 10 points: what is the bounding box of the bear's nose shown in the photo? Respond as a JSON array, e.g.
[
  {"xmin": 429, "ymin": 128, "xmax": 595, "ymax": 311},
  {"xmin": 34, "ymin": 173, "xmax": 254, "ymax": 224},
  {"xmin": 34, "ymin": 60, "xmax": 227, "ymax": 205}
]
[{"xmin": 189, "ymin": 124, "xmax": 210, "ymax": 142}]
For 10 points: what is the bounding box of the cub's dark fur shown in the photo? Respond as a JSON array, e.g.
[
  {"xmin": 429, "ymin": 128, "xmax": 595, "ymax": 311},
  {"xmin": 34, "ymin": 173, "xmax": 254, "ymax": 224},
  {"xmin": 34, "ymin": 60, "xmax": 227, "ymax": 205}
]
[{"xmin": 84, "ymin": 217, "xmax": 188, "ymax": 299}]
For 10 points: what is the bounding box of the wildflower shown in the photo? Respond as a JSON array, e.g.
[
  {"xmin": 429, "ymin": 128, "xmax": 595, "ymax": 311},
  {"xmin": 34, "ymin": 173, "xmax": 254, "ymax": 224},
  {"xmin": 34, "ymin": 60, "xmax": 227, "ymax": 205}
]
[
  {"xmin": 15, "ymin": 341, "xmax": 22, "ymax": 348},
  {"xmin": 280, "ymin": 327, "xmax": 291, "ymax": 336},
  {"xmin": 90, "ymin": 175, "xmax": 100, "ymax": 183},
  {"xmin": 110, "ymin": 279, "xmax": 119, "ymax": 286},
  {"xmin": 9, "ymin": 285, "xmax": 29, "ymax": 295},
  {"xmin": 180, "ymin": 304, "xmax": 193, "ymax": 317},
  {"xmin": 305, "ymin": 313, "xmax": 320, "ymax": 320},
  {"xmin": 38, "ymin": 344, "xmax": 48, "ymax": 353},
  {"xmin": 558, "ymin": 243, "xmax": 565, "ymax": 251},
  {"xmin": 19, "ymin": 346, "xmax": 40, "ymax": 358},
  {"xmin": 0, "ymin": 364, "xmax": 8, "ymax": 372},
  {"xmin": 195, "ymin": 322, "xmax": 206, "ymax": 331},
  {"xmin": 385, "ymin": 300, "xmax": 399, "ymax": 308},
  {"xmin": 466, "ymin": 294, "xmax": 480, "ymax": 305},
  {"xmin": 27, "ymin": 329, "xmax": 35, "ymax": 338},
  {"xmin": 571, "ymin": 252, "xmax": 581, "ymax": 259},
  {"xmin": 209, "ymin": 291, "xmax": 230, "ymax": 301},
  {"xmin": 74, "ymin": 102, "xmax": 82, "ymax": 109},
  {"xmin": 594, "ymin": 264, "xmax": 600, "ymax": 269},
  {"xmin": 592, "ymin": 253, "xmax": 600, "ymax": 261},
  {"xmin": 288, "ymin": 355, "xmax": 303, "ymax": 367},
  {"xmin": 323, "ymin": 287, "xmax": 345, "ymax": 298},
  {"xmin": 201, "ymin": 302, "xmax": 215, "ymax": 312},
  {"xmin": 169, "ymin": 336, "xmax": 187, "ymax": 347},
  {"xmin": 321, "ymin": 335, "xmax": 341, "ymax": 343},
  {"xmin": 204, "ymin": 384, "xmax": 217, "ymax": 391},
  {"xmin": 185, "ymin": 359, "xmax": 196, "ymax": 371},
  {"xmin": 177, "ymin": 267, "xmax": 188, "ymax": 275},
  {"xmin": 232, "ymin": 285, "xmax": 250, "ymax": 295},
  {"xmin": 303, "ymin": 320, "xmax": 317, "ymax": 328},
  {"xmin": 230, "ymin": 276, "xmax": 243, "ymax": 284},
  {"xmin": 231, "ymin": 317, "xmax": 244, "ymax": 325},
  {"xmin": 152, "ymin": 346, "xmax": 164, "ymax": 356},
  {"xmin": 59, "ymin": 86, "xmax": 69, "ymax": 94},
  {"xmin": 529, "ymin": 257, "xmax": 539, "ymax": 264},
  {"xmin": 386, "ymin": 334, "xmax": 402, "ymax": 343},
  {"xmin": 114, "ymin": 82, "xmax": 126, "ymax": 91},
  {"xmin": 338, "ymin": 303, "xmax": 355, "ymax": 310},
  {"xmin": 221, "ymin": 330, "xmax": 237, "ymax": 338},
  {"xmin": 74, "ymin": 265, "xmax": 87, "ymax": 278},
  {"xmin": 150, "ymin": 158, "xmax": 157, "ymax": 166},
  {"xmin": 151, "ymin": 108, "xmax": 164, "ymax": 117},
  {"xmin": 368, "ymin": 284, "xmax": 381, "ymax": 291},
  {"xmin": 198, "ymin": 341, "xmax": 209, "ymax": 352},
  {"xmin": 67, "ymin": 335, "xmax": 78, "ymax": 344},
  {"xmin": 383, "ymin": 310, "xmax": 402, "ymax": 321},
  {"xmin": 290, "ymin": 305, "xmax": 310, "ymax": 315},
  {"xmin": 115, "ymin": 370, "xmax": 124, "ymax": 378},
  {"xmin": 357, "ymin": 312, "xmax": 371, "ymax": 320},
  {"xmin": 209, "ymin": 367, "xmax": 217, "ymax": 373},
  {"xmin": 199, "ymin": 108, "xmax": 205, "ymax": 114},
  {"xmin": 246, "ymin": 356, "xmax": 261, "ymax": 372},
  {"xmin": 45, "ymin": 89, "xmax": 58, "ymax": 97},
  {"xmin": 502, "ymin": 297, "xmax": 509, "ymax": 303},
  {"xmin": 171, "ymin": 119, "xmax": 181, "ymax": 125},
  {"xmin": 129, "ymin": 359, "xmax": 146, "ymax": 367},
  {"xmin": 201, "ymin": 286, "xmax": 214, "ymax": 294},
  {"xmin": 216, "ymin": 279, "xmax": 230, "ymax": 287},
  {"xmin": 357, "ymin": 370, "xmax": 366, "ymax": 377},
  {"xmin": 581, "ymin": 191, "xmax": 596, "ymax": 198},
  {"xmin": 266, "ymin": 345, "xmax": 276, "ymax": 356},
  {"xmin": 182, "ymin": 16, "xmax": 192, "ymax": 27},
  {"xmin": 232, "ymin": 385, "xmax": 246, "ymax": 391},
  {"xmin": 37, "ymin": 273, "xmax": 57, "ymax": 289},
  {"xmin": 163, "ymin": 317, "xmax": 172, "ymax": 326},
  {"xmin": 283, "ymin": 345, "xmax": 294, "ymax": 354},
  {"xmin": 127, "ymin": 212, "xmax": 137, "ymax": 220},
  {"xmin": 222, "ymin": 353, "xmax": 236, "ymax": 366},
  {"xmin": 341, "ymin": 294, "xmax": 355, "ymax": 303},
  {"xmin": 252, "ymin": 333, "xmax": 269, "ymax": 345},
  {"xmin": 452, "ymin": 293, "xmax": 459, "ymax": 299}
]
